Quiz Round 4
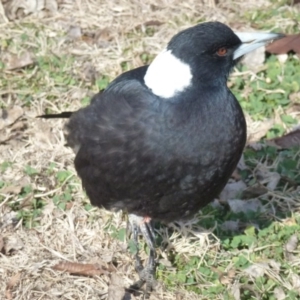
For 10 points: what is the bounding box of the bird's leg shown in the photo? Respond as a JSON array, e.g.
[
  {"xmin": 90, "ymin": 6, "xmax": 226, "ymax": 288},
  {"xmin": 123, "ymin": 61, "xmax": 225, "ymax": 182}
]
[
  {"xmin": 128, "ymin": 214, "xmax": 157, "ymax": 294},
  {"xmin": 127, "ymin": 215, "xmax": 144, "ymax": 275}
]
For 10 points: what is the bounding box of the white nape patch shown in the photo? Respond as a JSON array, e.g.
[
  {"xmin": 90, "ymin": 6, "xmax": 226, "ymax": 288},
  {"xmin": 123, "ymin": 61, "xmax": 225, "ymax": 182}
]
[{"xmin": 144, "ymin": 49, "xmax": 193, "ymax": 98}]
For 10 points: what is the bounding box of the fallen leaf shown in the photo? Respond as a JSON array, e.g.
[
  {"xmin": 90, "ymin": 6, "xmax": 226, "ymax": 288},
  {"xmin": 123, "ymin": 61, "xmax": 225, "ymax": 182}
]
[
  {"xmin": 231, "ymin": 282, "xmax": 241, "ymax": 300},
  {"xmin": 67, "ymin": 25, "xmax": 82, "ymax": 40},
  {"xmin": 291, "ymin": 274, "xmax": 300, "ymax": 293},
  {"xmin": 5, "ymin": 289, "xmax": 12, "ymax": 300},
  {"xmin": 107, "ymin": 274, "xmax": 127, "ymax": 300},
  {"xmin": 221, "ymin": 220, "xmax": 240, "ymax": 232},
  {"xmin": 45, "ymin": 0, "xmax": 58, "ymax": 12},
  {"xmin": 266, "ymin": 34, "xmax": 300, "ymax": 54},
  {"xmin": 228, "ymin": 199, "xmax": 264, "ymax": 214},
  {"xmin": 158, "ymin": 258, "xmax": 172, "ymax": 267},
  {"xmin": 0, "ymin": 211, "xmax": 18, "ymax": 230},
  {"xmin": 268, "ymin": 260, "xmax": 281, "ymax": 274},
  {"xmin": 79, "ymin": 62, "xmax": 98, "ymax": 83},
  {"xmin": 219, "ymin": 180, "xmax": 247, "ymax": 202},
  {"xmin": 0, "ymin": 185, "xmax": 23, "ymax": 194},
  {"xmin": 3, "ymin": 235, "xmax": 24, "ymax": 254},
  {"xmin": 52, "ymin": 261, "xmax": 113, "ymax": 276},
  {"xmin": 144, "ymin": 20, "xmax": 164, "ymax": 27},
  {"xmin": 0, "ymin": 106, "xmax": 24, "ymax": 130},
  {"xmin": 4, "ymin": 0, "xmax": 58, "ymax": 20},
  {"xmin": 291, "ymin": 0, "xmax": 300, "ymax": 5},
  {"xmin": 5, "ymin": 52, "xmax": 34, "ymax": 70},
  {"xmin": 7, "ymin": 272, "xmax": 21, "ymax": 289},
  {"xmin": 0, "ymin": 177, "xmax": 30, "ymax": 195},
  {"xmin": 247, "ymin": 119, "xmax": 274, "ymax": 143},
  {"xmin": 269, "ymin": 129, "xmax": 300, "ymax": 149},
  {"xmin": 219, "ymin": 269, "xmax": 236, "ymax": 285},
  {"xmin": 274, "ymin": 287, "xmax": 286, "ymax": 300},
  {"xmin": 241, "ymin": 185, "xmax": 268, "ymax": 199},
  {"xmin": 285, "ymin": 234, "xmax": 298, "ymax": 252},
  {"xmin": 255, "ymin": 167, "xmax": 280, "ymax": 191},
  {"xmin": 93, "ymin": 28, "xmax": 113, "ymax": 47},
  {"xmin": 244, "ymin": 263, "xmax": 268, "ymax": 278},
  {"xmin": 289, "ymin": 92, "xmax": 300, "ymax": 103}
]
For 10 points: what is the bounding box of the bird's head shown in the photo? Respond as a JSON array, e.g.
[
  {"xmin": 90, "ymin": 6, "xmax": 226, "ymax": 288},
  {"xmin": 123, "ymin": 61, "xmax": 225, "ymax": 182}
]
[{"xmin": 144, "ymin": 22, "xmax": 284, "ymax": 99}]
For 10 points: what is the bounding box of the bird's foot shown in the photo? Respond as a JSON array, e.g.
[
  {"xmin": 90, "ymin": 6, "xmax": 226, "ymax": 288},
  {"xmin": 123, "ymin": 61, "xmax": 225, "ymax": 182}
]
[
  {"xmin": 127, "ymin": 214, "xmax": 157, "ymax": 297},
  {"xmin": 129, "ymin": 263, "xmax": 157, "ymax": 295}
]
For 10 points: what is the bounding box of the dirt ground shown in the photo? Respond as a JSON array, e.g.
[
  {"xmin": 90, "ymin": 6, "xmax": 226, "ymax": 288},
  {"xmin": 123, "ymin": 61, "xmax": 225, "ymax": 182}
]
[{"xmin": 0, "ymin": 0, "xmax": 297, "ymax": 299}]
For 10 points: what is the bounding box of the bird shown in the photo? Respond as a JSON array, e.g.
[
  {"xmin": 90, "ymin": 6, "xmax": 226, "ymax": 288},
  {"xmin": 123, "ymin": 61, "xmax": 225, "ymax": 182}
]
[{"xmin": 38, "ymin": 22, "xmax": 283, "ymax": 296}]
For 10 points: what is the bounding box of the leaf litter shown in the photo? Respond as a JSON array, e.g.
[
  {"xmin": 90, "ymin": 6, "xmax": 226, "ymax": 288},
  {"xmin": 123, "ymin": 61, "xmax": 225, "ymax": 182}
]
[{"xmin": 0, "ymin": 0, "xmax": 300, "ymax": 299}]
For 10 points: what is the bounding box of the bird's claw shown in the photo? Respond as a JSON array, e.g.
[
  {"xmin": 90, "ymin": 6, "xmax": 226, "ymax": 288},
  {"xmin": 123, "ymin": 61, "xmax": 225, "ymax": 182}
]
[
  {"xmin": 129, "ymin": 264, "xmax": 157, "ymax": 297},
  {"xmin": 127, "ymin": 214, "xmax": 157, "ymax": 297}
]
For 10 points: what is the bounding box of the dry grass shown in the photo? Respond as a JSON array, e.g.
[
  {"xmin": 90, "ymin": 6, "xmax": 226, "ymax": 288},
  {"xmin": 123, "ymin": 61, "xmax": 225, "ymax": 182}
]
[{"xmin": 1, "ymin": 0, "xmax": 300, "ymax": 299}]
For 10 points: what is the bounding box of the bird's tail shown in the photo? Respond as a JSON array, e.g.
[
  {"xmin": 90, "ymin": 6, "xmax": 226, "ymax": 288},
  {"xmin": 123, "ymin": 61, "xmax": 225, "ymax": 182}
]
[{"xmin": 37, "ymin": 112, "xmax": 73, "ymax": 119}]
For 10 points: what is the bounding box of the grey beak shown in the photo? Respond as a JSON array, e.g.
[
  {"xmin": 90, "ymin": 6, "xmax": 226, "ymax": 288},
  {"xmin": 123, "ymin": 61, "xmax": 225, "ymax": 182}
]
[{"xmin": 233, "ymin": 32, "xmax": 285, "ymax": 60}]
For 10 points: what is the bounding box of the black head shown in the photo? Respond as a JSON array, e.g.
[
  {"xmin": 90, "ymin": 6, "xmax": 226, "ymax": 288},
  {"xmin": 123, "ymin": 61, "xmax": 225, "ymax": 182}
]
[
  {"xmin": 144, "ymin": 22, "xmax": 283, "ymax": 99},
  {"xmin": 167, "ymin": 22, "xmax": 242, "ymax": 84}
]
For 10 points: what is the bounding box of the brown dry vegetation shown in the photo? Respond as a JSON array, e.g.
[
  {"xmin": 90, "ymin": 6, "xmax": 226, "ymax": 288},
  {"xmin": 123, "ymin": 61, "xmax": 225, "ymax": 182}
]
[{"xmin": 1, "ymin": 0, "xmax": 300, "ymax": 299}]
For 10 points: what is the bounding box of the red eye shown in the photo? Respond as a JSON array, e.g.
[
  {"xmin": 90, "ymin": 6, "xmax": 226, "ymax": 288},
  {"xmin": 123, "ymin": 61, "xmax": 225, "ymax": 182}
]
[{"xmin": 216, "ymin": 47, "xmax": 228, "ymax": 56}]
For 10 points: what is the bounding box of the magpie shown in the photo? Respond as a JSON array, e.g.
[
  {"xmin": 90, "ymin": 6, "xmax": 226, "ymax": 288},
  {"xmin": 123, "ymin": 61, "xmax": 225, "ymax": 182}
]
[{"xmin": 39, "ymin": 22, "xmax": 283, "ymax": 295}]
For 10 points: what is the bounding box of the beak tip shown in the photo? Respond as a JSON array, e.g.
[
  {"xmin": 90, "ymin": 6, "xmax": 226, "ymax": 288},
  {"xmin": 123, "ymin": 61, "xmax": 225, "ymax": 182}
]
[{"xmin": 233, "ymin": 31, "xmax": 286, "ymax": 60}]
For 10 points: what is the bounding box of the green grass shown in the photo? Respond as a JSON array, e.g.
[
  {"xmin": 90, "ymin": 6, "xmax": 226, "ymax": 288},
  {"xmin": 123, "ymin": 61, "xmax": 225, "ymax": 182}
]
[{"xmin": 1, "ymin": 1, "xmax": 300, "ymax": 299}]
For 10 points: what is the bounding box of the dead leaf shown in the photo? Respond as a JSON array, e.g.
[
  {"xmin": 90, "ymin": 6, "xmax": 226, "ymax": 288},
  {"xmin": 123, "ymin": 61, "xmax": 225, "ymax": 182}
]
[
  {"xmin": 274, "ymin": 287, "xmax": 286, "ymax": 300},
  {"xmin": 67, "ymin": 25, "xmax": 82, "ymax": 40},
  {"xmin": 241, "ymin": 185, "xmax": 268, "ymax": 199},
  {"xmin": 4, "ymin": 0, "xmax": 58, "ymax": 20},
  {"xmin": 3, "ymin": 235, "xmax": 24, "ymax": 254},
  {"xmin": 158, "ymin": 258, "xmax": 172, "ymax": 267},
  {"xmin": 79, "ymin": 62, "xmax": 98, "ymax": 83},
  {"xmin": 0, "ymin": 185, "xmax": 23, "ymax": 194},
  {"xmin": 219, "ymin": 180, "xmax": 247, "ymax": 202},
  {"xmin": 107, "ymin": 274, "xmax": 128, "ymax": 300},
  {"xmin": 93, "ymin": 28, "xmax": 113, "ymax": 47},
  {"xmin": 266, "ymin": 34, "xmax": 300, "ymax": 54},
  {"xmin": 45, "ymin": 0, "xmax": 58, "ymax": 12},
  {"xmin": 5, "ymin": 289, "xmax": 12, "ymax": 300},
  {"xmin": 7, "ymin": 272, "xmax": 21, "ymax": 289},
  {"xmin": 285, "ymin": 234, "xmax": 298, "ymax": 261},
  {"xmin": 144, "ymin": 20, "xmax": 164, "ymax": 27},
  {"xmin": 0, "ymin": 106, "xmax": 24, "ymax": 130},
  {"xmin": 268, "ymin": 129, "xmax": 300, "ymax": 149},
  {"xmin": 0, "ymin": 211, "xmax": 18, "ymax": 230},
  {"xmin": 228, "ymin": 199, "xmax": 264, "ymax": 214},
  {"xmin": 291, "ymin": 274, "xmax": 300, "ymax": 293},
  {"xmin": 247, "ymin": 119, "xmax": 274, "ymax": 143},
  {"xmin": 244, "ymin": 263, "xmax": 267, "ymax": 278},
  {"xmin": 5, "ymin": 51, "xmax": 34, "ymax": 70},
  {"xmin": 255, "ymin": 167, "xmax": 280, "ymax": 191},
  {"xmin": 219, "ymin": 269, "xmax": 236, "ymax": 285},
  {"xmin": 52, "ymin": 261, "xmax": 113, "ymax": 276},
  {"xmin": 268, "ymin": 260, "xmax": 281, "ymax": 273},
  {"xmin": 289, "ymin": 92, "xmax": 300, "ymax": 103},
  {"xmin": 0, "ymin": 177, "xmax": 30, "ymax": 195},
  {"xmin": 221, "ymin": 220, "xmax": 240, "ymax": 232},
  {"xmin": 231, "ymin": 282, "xmax": 241, "ymax": 300}
]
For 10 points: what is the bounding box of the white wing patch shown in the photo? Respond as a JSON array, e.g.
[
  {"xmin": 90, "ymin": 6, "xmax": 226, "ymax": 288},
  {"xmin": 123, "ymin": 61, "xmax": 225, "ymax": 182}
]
[{"xmin": 144, "ymin": 49, "xmax": 193, "ymax": 99}]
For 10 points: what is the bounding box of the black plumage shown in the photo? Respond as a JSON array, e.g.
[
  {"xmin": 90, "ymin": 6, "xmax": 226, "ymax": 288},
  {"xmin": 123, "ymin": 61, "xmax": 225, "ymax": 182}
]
[
  {"xmin": 67, "ymin": 67, "xmax": 246, "ymax": 223},
  {"xmin": 39, "ymin": 21, "xmax": 283, "ymax": 294}
]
